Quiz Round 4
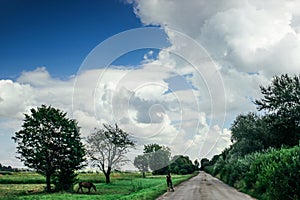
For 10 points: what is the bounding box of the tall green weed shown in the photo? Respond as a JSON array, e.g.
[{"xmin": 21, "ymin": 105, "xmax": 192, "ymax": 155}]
[{"xmin": 207, "ymin": 144, "xmax": 300, "ymax": 200}]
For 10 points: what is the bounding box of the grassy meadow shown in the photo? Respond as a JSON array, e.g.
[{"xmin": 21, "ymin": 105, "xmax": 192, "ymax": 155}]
[{"xmin": 0, "ymin": 172, "xmax": 196, "ymax": 200}]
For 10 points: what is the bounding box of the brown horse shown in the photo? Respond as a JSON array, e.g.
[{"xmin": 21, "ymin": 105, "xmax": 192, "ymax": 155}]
[{"xmin": 77, "ymin": 182, "xmax": 97, "ymax": 193}]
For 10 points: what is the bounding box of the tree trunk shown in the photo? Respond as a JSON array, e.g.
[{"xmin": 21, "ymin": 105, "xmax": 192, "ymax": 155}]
[
  {"xmin": 105, "ymin": 166, "xmax": 111, "ymax": 184},
  {"xmin": 142, "ymin": 171, "xmax": 145, "ymax": 178},
  {"xmin": 46, "ymin": 172, "xmax": 51, "ymax": 192}
]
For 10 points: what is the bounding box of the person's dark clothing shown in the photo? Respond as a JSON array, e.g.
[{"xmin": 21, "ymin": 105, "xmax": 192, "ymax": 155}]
[{"xmin": 166, "ymin": 174, "xmax": 173, "ymax": 190}]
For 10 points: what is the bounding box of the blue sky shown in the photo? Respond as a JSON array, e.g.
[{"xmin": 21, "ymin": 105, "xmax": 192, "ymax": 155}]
[{"xmin": 0, "ymin": 0, "xmax": 145, "ymax": 79}]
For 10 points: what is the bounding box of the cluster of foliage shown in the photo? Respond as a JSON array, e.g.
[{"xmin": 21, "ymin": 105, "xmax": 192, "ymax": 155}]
[
  {"xmin": 169, "ymin": 155, "xmax": 197, "ymax": 175},
  {"xmin": 245, "ymin": 146, "xmax": 300, "ymax": 199},
  {"xmin": 0, "ymin": 164, "xmax": 12, "ymax": 172},
  {"xmin": 85, "ymin": 124, "xmax": 135, "ymax": 183},
  {"xmin": 205, "ymin": 145, "xmax": 300, "ymax": 200},
  {"xmin": 133, "ymin": 155, "xmax": 148, "ymax": 178},
  {"xmin": 203, "ymin": 74, "xmax": 300, "ymax": 199},
  {"xmin": 12, "ymin": 105, "xmax": 86, "ymax": 192},
  {"xmin": 255, "ymin": 74, "xmax": 300, "ymax": 148},
  {"xmin": 0, "ymin": 163, "xmax": 13, "ymax": 173},
  {"xmin": 230, "ymin": 74, "xmax": 300, "ymax": 156},
  {"xmin": 134, "ymin": 144, "xmax": 171, "ymax": 176},
  {"xmin": 134, "ymin": 144, "xmax": 198, "ymax": 176},
  {"xmin": 144, "ymin": 144, "xmax": 171, "ymax": 175}
]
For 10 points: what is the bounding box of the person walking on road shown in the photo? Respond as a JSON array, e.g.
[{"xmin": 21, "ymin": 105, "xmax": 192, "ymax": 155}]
[{"xmin": 166, "ymin": 173, "xmax": 174, "ymax": 192}]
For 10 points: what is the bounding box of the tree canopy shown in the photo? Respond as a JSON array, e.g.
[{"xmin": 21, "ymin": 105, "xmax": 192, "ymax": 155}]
[
  {"xmin": 134, "ymin": 144, "xmax": 197, "ymax": 175},
  {"xmin": 143, "ymin": 144, "xmax": 171, "ymax": 175},
  {"xmin": 12, "ymin": 105, "xmax": 86, "ymax": 192},
  {"xmin": 133, "ymin": 154, "xmax": 148, "ymax": 178},
  {"xmin": 228, "ymin": 74, "xmax": 300, "ymax": 158},
  {"xmin": 255, "ymin": 74, "xmax": 300, "ymax": 114},
  {"xmin": 169, "ymin": 155, "xmax": 195, "ymax": 174},
  {"xmin": 230, "ymin": 112, "xmax": 269, "ymax": 156},
  {"xmin": 86, "ymin": 123, "xmax": 135, "ymax": 183},
  {"xmin": 255, "ymin": 74, "xmax": 300, "ymax": 147}
]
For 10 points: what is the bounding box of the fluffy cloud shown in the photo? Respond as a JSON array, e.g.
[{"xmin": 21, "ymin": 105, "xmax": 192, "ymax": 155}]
[
  {"xmin": 0, "ymin": 80, "xmax": 33, "ymax": 119},
  {"xmin": 129, "ymin": 0, "xmax": 300, "ymax": 158},
  {"xmin": 132, "ymin": 0, "xmax": 300, "ymax": 77},
  {"xmin": 4, "ymin": 0, "xmax": 298, "ymax": 168},
  {"xmin": 0, "ymin": 68, "xmax": 76, "ymax": 167},
  {"xmin": 1, "ymin": 63, "xmax": 229, "ymax": 167}
]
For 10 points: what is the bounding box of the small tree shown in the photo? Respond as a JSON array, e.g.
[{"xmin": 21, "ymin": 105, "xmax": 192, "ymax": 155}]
[
  {"xmin": 12, "ymin": 105, "xmax": 86, "ymax": 192},
  {"xmin": 144, "ymin": 144, "xmax": 171, "ymax": 175},
  {"xmin": 86, "ymin": 124, "xmax": 135, "ymax": 183},
  {"xmin": 134, "ymin": 154, "xmax": 148, "ymax": 178}
]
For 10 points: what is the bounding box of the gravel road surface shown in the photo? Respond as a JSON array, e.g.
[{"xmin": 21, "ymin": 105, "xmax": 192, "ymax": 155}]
[{"xmin": 155, "ymin": 171, "xmax": 256, "ymax": 200}]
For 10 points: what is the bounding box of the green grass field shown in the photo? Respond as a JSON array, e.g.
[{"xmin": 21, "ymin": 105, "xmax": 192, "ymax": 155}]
[{"xmin": 0, "ymin": 172, "xmax": 196, "ymax": 200}]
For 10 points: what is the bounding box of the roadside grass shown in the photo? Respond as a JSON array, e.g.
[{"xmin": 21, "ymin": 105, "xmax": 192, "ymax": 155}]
[{"xmin": 0, "ymin": 172, "xmax": 197, "ymax": 200}]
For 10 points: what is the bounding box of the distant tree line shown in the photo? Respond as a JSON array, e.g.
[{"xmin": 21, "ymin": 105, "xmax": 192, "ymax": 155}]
[
  {"xmin": 0, "ymin": 163, "xmax": 13, "ymax": 172},
  {"xmin": 134, "ymin": 143, "xmax": 199, "ymax": 177},
  {"xmin": 0, "ymin": 164, "xmax": 34, "ymax": 173}
]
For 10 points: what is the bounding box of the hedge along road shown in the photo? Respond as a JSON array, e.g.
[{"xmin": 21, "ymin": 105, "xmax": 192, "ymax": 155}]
[{"xmin": 156, "ymin": 171, "xmax": 256, "ymax": 200}]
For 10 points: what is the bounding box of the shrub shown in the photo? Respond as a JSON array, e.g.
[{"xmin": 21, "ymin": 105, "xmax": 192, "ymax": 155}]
[
  {"xmin": 242, "ymin": 145, "xmax": 300, "ymax": 199},
  {"xmin": 207, "ymin": 144, "xmax": 300, "ymax": 200}
]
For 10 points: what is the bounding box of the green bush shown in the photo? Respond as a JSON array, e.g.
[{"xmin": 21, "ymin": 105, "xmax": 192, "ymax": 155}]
[
  {"xmin": 211, "ymin": 157, "xmax": 225, "ymax": 176},
  {"xmin": 203, "ymin": 165, "xmax": 214, "ymax": 174},
  {"xmin": 245, "ymin": 145, "xmax": 300, "ymax": 200},
  {"xmin": 207, "ymin": 144, "xmax": 300, "ymax": 200}
]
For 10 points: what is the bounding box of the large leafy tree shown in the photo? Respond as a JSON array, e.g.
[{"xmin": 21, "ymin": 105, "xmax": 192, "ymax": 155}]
[
  {"xmin": 143, "ymin": 144, "xmax": 171, "ymax": 175},
  {"xmin": 12, "ymin": 105, "xmax": 86, "ymax": 192},
  {"xmin": 133, "ymin": 154, "xmax": 148, "ymax": 178},
  {"xmin": 230, "ymin": 112, "xmax": 270, "ymax": 156},
  {"xmin": 86, "ymin": 124, "xmax": 135, "ymax": 183},
  {"xmin": 254, "ymin": 74, "xmax": 300, "ymax": 147}
]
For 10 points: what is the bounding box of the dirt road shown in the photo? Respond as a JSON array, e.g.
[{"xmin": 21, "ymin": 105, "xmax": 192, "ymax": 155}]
[{"xmin": 155, "ymin": 171, "xmax": 256, "ymax": 200}]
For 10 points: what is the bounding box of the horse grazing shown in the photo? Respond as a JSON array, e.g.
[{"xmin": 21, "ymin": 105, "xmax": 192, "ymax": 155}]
[{"xmin": 77, "ymin": 182, "xmax": 97, "ymax": 193}]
